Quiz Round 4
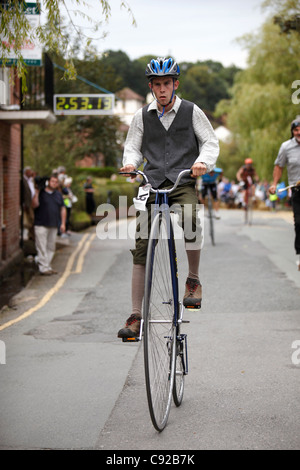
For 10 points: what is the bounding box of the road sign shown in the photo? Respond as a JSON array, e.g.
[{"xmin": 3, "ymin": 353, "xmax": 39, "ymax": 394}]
[{"xmin": 0, "ymin": 1, "xmax": 42, "ymax": 66}]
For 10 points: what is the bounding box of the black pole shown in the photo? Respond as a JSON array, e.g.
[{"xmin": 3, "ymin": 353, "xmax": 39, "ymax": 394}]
[{"xmin": 20, "ymin": 78, "xmax": 24, "ymax": 249}]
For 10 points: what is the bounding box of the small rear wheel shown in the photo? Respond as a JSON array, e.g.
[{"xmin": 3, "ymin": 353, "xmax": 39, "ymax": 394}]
[{"xmin": 172, "ymin": 335, "xmax": 185, "ymax": 407}]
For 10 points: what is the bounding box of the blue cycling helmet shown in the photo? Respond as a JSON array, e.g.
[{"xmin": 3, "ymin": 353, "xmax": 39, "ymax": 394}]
[{"xmin": 145, "ymin": 57, "xmax": 180, "ymax": 80}]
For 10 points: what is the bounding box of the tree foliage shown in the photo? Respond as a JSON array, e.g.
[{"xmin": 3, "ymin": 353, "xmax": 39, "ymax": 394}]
[
  {"xmin": 176, "ymin": 60, "xmax": 240, "ymax": 112},
  {"xmin": 7, "ymin": 0, "xmax": 300, "ymax": 185},
  {"xmin": 0, "ymin": 0, "xmax": 135, "ymax": 88},
  {"xmin": 216, "ymin": 0, "xmax": 300, "ymax": 181},
  {"xmin": 51, "ymin": 49, "xmax": 239, "ymax": 111},
  {"xmin": 24, "ymin": 114, "xmax": 124, "ymax": 176}
]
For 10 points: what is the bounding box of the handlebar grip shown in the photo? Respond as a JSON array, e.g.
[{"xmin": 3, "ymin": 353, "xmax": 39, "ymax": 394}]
[{"xmin": 119, "ymin": 171, "xmax": 137, "ymax": 175}]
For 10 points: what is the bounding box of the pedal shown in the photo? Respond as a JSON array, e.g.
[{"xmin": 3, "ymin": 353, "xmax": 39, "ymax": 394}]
[
  {"xmin": 185, "ymin": 305, "xmax": 201, "ymax": 310},
  {"xmin": 121, "ymin": 319, "xmax": 143, "ymax": 342},
  {"xmin": 122, "ymin": 337, "xmax": 140, "ymax": 343}
]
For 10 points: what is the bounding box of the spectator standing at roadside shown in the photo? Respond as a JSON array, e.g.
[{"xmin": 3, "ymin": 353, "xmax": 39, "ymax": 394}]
[
  {"xmin": 57, "ymin": 166, "xmax": 67, "ymax": 185},
  {"xmin": 62, "ymin": 177, "xmax": 76, "ymax": 236},
  {"xmin": 23, "ymin": 166, "xmax": 35, "ymax": 198},
  {"xmin": 269, "ymin": 117, "xmax": 300, "ymax": 270},
  {"xmin": 84, "ymin": 176, "xmax": 96, "ymax": 217},
  {"xmin": 32, "ymin": 175, "xmax": 66, "ymax": 275},
  {"xmin": 22, "ymin": 166, "xmax": 35, "ymax": 240}
]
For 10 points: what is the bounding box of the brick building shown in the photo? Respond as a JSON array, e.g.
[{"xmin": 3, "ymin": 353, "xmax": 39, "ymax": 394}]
[
  {"xmin": 0, "ymin": 57, "xmax": 55, "ymax": 279},
  {"xmin": 0, "ymin": 70, "xmax": 22, "ymax": 275}
]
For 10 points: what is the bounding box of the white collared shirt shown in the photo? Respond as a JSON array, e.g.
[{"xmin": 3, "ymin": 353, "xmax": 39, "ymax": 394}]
[
  {"xmin": 24, "ymin": 175, "xmax": 35, "ymax": 198},
  {"xmin": 123, "ymin": 96, "xmax": 219, "ymax": 172}
]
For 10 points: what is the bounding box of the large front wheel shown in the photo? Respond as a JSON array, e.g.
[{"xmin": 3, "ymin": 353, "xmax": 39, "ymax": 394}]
[{"xmin": 143, "ymin": 212, "xmax": 177, "ymax": 432}]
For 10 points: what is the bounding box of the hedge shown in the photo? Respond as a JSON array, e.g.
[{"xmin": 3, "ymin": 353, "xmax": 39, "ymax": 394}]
[
  {"xmin": 70, "ymin": 179, "xmax": 139, "ymax": 231},
  {"xmin": 74, "ymin": 167, "xmax": 117, "ymax": 178}
]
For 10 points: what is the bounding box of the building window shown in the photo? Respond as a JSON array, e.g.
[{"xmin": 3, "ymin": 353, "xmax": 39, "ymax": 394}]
[{"xmin": 0, "ymin": 68, "xmax": 10, "ymax": 107}]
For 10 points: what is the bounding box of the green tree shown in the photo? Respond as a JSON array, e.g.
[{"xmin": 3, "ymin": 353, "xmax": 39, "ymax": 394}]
[
  {"xmin": 52, "ymin": 50, "xmax": 122, "ymax": 95},
  {"xmin": 24, "ymin": 114, "xmax": 124, "ymax": 175},
  {"xmin": 75, "ymin": 114, "xmax": 125, "ymax": 167},
  {"xmin": 0, "ymin": 0, "xmax": 135, "ymax": 88},
  {"xmin": 24, "ymin": 117, "xmax": 82, "ymax": 176},
  {"xmin": 216, "ymin": 1, "xmax": 300, "ymax": 181},
  {"xmin": 98, "ymin": 49, "xmax": 147, "ymax": 96},
  {"xmin": 178, "ymin": 61, "xmax": 237, "ymax": 113}
]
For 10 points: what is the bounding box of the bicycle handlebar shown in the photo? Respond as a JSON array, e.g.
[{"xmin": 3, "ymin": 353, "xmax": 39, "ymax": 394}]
[
  {"xmin": 119, "ymin": 169, "xmax": 193, "ymax": 194},
  {"xmin": 277, "ymin": 180, "xmax": 300, "ymax": 193}
]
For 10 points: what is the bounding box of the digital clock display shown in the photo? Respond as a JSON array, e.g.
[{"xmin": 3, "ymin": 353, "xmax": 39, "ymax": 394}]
[{"xmin": 53, "ymin": 94, "xmax": 115, "ymax": 115}]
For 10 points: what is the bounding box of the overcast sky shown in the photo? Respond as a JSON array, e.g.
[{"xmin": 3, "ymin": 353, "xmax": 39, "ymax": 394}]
[{"xmin": 58, "ymin": 0, "xmax": 272, "ymax": 69}]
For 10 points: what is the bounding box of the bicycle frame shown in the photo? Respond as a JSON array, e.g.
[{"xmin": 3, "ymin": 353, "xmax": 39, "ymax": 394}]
[
  {"xmin": 152, "ymin": 191, "xmax": 180, "ymax": 327},
  {"xmin": 120, "ymin": 169, "xmax": 191, "ymax": 430},
  {"xmin": 120, "ymin": 168, "xmax": 192, "ymax": 334},
  {"xmin": 143, "ymin": 175, "xmax": 189, "ymax": 375}
]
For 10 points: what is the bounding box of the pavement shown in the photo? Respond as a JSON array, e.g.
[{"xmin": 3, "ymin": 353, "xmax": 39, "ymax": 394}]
[
  {"xmin": 0, "ymin": 231, "xmax": 85, "ymax": 326},
  {"xmin": 0, "ymin": 223, "xmax": 137, "ymax": 449}
]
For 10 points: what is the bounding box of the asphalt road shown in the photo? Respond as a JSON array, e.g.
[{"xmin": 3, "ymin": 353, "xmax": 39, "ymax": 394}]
[{"xmin": 0, "ymin": 209, "xmax": 299, "ymax": 450}]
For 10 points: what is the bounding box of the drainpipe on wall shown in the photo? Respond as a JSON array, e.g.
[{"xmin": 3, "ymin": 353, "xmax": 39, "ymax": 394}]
[{"xmin": 20, "ymin": 78, "xmax": 24, "ymax": 249}]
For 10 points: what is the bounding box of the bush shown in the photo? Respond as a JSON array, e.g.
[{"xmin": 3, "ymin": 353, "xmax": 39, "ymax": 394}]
[
  {"xmin": 74, "ymin": 167, "xmax": 117, "ymax": 178},
  {"xmin": 70, "ymin": 211, "xmax": 92, "ymax": 231},
  {"xmin": 94, "ymin": 182, "xmax": 138, "ymax": 209},
  {"xmin": 70, "ymin": 178, "xmax": 139, "ymax": 230}
]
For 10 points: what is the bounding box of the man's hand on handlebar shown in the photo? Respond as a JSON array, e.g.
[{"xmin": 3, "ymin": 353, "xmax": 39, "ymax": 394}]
[
  {"xmin": 119, "ymin": 165, "xmax": 137, "ymax": 181},
  {"xmin": 191, "ymin": 162, "xmax": 207, "ymax": 178},
  {"xmin": 120, "ymin": 163, "xmax": 207, "ymax": 181}
]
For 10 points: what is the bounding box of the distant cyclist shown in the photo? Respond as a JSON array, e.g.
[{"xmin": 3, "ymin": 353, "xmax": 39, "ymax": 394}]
[
  {"xmin": 117, "ymin": 57, "xmax": 219, "ymax": 338},
  {"xmin": 269, "ymin": 117, "xmax": 300, "ymax": 270},
  {"xmin": 197, "ymin": 167, "xmax": 223, "ymax": 219},
  {"xmin": 236, "ymin": 158, "xmax": 259, "ymax": 207}
]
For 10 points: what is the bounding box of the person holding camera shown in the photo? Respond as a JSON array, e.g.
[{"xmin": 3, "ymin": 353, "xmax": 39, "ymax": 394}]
[{"xmin": 32, "ymin": 175, "xmax": 66, "ymax": 275}]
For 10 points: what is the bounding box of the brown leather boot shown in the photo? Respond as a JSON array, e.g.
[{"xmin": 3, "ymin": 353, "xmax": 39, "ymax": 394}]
[{"xmin": 117, "ymin": 314, "xmax": 142, "ymax": 338}]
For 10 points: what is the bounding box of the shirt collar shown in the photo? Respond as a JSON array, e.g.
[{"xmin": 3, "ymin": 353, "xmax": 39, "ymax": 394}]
[
  {"xmin": 292, "ymin": 137, "xmax": 300, "ymax": 146},
  {"xmin": 147, "ymin": 95, "xmax": 182, "ymax": 114}
]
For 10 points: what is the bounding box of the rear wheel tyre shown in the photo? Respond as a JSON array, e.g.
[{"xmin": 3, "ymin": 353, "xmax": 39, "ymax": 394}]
[{"xmin": 173, "ymin": 335, "xmax": 185, "ymax": 407}]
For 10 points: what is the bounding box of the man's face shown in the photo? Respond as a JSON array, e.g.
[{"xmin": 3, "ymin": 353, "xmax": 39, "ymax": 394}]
[
  {"xmin": 149, "ymin": 77, "xmax": 179, "ymax": 107},
  {"xmin": 48, "ymin": 177, "xmax": 59, "ymax": 190},
  {"xmin": 292, "ymin": 125, "xmax": 300, "ymax": 144}
]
